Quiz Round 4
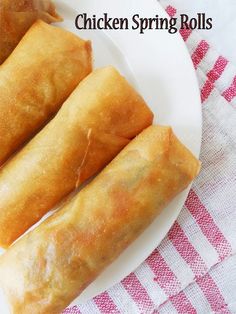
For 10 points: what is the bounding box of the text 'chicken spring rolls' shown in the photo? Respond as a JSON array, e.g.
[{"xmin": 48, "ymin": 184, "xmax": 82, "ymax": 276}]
[
  {"xmin": 0, "ymin": 20, "xmax": 92, "ymax": 166},
  {"xmin": 0, "ymin": 0, "xmax": 62, "ymax": 64},
  {"xmin": 0, "ymin": 66, "xmax": 153, "ymax": 248},
  {"xmin": 0, "ymin": 125, "xmax": 200, "ymax": 314}
]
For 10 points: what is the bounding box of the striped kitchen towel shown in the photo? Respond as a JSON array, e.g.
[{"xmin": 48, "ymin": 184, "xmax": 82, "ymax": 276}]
[{"xmin": 64, "ymin": 2, "xmax": 236, "ymax": 313}]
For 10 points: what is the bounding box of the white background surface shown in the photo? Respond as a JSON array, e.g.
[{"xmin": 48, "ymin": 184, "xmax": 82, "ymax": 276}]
[{"xmin": 160, "ymin": 0, "xmax": 236, "ymax": 65}]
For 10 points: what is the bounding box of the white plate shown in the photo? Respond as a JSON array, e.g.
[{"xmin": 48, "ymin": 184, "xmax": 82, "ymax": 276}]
[{"xmin": 0, "ymin": 0, "xmax": 202, "ymax": 311}]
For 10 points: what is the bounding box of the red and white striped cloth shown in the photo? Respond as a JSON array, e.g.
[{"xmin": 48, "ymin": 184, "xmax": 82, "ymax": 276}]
[{"xmin": 64, "ymin": 3, "xmax": 236, "ymax": 313}]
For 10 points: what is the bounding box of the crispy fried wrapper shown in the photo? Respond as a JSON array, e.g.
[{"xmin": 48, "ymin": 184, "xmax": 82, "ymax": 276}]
[
  {"xmin": 0, "ymin": 20, "xmax": 92, "ymax": 166},
  {"xmin": 0, "ymin": 125, "xmax": 200, "ymax": 314},
  {"xmin": 0, "ymin": 66, "xmax": 153, "ymax": 248},
  {"xmin": 0, "ymin": 0, "xmax": 62, "ymax": 64}
]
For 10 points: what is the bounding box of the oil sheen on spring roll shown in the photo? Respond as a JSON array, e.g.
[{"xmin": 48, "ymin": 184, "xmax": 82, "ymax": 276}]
[
  {"xmin": 0, "ymin": 126, "xmax": 200, "ymax": 314},
  {"xmin": 0, "ymin": 20, "xmax": 92, "ymax": 166},
  {"xmin": 0, "ymin": 66, "xmax": 153, "ymax": 248},
  {"xmin": 0, "ymin": 0, "xmax": 62, "ymax": 64}
]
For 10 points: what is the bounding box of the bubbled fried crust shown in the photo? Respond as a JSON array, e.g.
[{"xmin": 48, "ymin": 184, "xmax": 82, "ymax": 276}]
[
  {"xmin": 0, "ymin": 66, "xmax": 152, "ymax": 248},
  {"xmin": 0, "ymin": 0, "xmax": 60, "ymax": 18},
  {"xmin": 0, "ymin": 1, "xmax": 62, "ymax": 64},
  {"xmin": 0, "ymin": 126, "xmax": 200, "ymax": 314}
]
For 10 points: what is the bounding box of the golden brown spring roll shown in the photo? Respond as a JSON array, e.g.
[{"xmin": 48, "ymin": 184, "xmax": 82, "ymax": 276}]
[
  {"xmin": 0, "ymin": 20, "xmax": 92, "ymax": 165},
  {"xmin": 0, "ymin": 66, "xmax": 153, "ymax": 248},
  {"xmin": 0, "ymin": 125, "xmax": 200, "ymax": 314},
  {"xmin": 0, "ymin": 0, "xmax": 62, "ymax": 64},
  {"xmin": 0, "ymin": 0, "xmax": 60, "ymax": 12}
]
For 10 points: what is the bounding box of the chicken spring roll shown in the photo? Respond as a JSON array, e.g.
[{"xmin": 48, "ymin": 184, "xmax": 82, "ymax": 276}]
[
  {"xmin": 0, "ymin": 20, "xmax": 92, "ymax": 165},
  {"xmin": 0, "ymin": 0, "xmax": 62, "ymax": 64},
  {"xmin": 0, "ymin": 0, "xmax": 60, "ymax": 12},
  {"xmin": 0, "ymin": 126, "xmax": 200, "ymax": 314},
  {"xmin": 0, "ymin": 66, "xmax": 153, "ymax": 248}
]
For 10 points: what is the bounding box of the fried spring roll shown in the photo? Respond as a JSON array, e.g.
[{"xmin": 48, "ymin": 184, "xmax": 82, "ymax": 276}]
[
  {"xmin": 0, "ymin": 20, "xmax": 92, "ymax": 165},
  {"xmin": 0, "ymin": 0, "xmax": 60, "ymax": 12},
  {"xmin": 0, "ymin": 0, "xmax": 62, "ymax": 64},
  {"xmin": 0, "ymin": 66, "xmax": 153, "ymax": 248},
  {"xmin": 0, "ymin": 126, "xmax": 200, "ymax": 314}
]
